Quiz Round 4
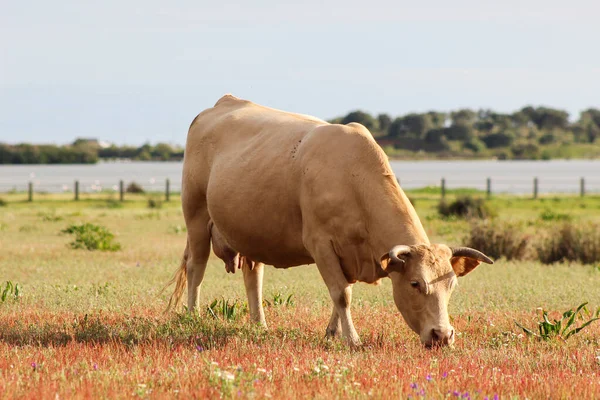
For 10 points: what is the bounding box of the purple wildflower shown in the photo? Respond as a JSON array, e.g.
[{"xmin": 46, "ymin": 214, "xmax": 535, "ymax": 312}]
[
  {"xmin": 442, "ymin": 372, "xmax": 448, "ymax": 379},
  {"xmin": 419, "ymin": 389, "xmax": 426, "ymax": 396},
  {"xmin": 31, "ymin": 362, "xmax": 37, "ymax": 369},
  {"xmin": 426, "ymin": 374, "xmax": 432, "ymax": 381},
  {"xmin": 410, "ymin": 383, "xmax": 418, "ymax": 389},
  {"xmin": 462, "ymin": 392, "xmax": 470, "ymax": 398},
  {"xmin": 93, "ymin": 363, "xmax": 98, "ymax": 371},
  {"xmin": 196, "ymin": 345, "xmax": 204, "ymax": 352},
  {"xmin": 493, "ymin": 395, "xmax": 499, "ymax": 400},
  {"xmin": 453, "ymin": 391, "xmax": 460, "ymax": 397}
]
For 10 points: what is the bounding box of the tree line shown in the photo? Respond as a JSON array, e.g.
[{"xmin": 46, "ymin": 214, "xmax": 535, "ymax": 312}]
[
  {"xmin": 0, "ymin": 140, "xmax": 184, "ymax": 164},
  {"xmin": 2, "ymin": 106, "xmax": 600, "ymax": 164},
  {"xmin": 330, "ymin": 106, "xmax": 600, "ymax": 159}
]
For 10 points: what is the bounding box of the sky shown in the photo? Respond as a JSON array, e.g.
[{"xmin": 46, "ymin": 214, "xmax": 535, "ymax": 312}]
[{"xmin": 1, "ymin": 0, "xmax": 599, "ymax": 146}]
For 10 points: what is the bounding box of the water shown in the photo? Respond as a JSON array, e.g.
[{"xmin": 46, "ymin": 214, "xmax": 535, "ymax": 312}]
[{"xmin": 1, "ymin": 160, "xmax": 599, "ymax": 194}]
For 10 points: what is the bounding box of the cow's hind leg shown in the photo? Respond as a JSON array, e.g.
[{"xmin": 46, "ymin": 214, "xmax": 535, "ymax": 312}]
[
  {"xmin": 186, "ymin": 211, "xmax": 212, "ymax": 312},
  {"xmin": 242, "ymin": 259, "xmax": 267, "ymax": 327}
]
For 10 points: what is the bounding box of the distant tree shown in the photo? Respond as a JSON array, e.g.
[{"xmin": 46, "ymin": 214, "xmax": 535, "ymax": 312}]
[
  {"xmin": 151, "ymin": 143, "xmax": 174, "ymax": 161},
  {"xmin": 519, "ymin": 106, "xmax": 569, "ymax": 131},
  {"xmin": 463, "ymin": 138, "xmax": 487, "ymax": 153},
  {"xmin": 444, "ymin": 123, "xmax": 474, "ymax": 141},
  {"xmin": 424, "ymin": 128, "xmax": 446, "ymax": 144},
  {"xmin": 341, "ymin": 110, "xmax": 378, "ymax": 131},
  {"xmin": 450, "ymin": 109, "xmax": 477, "ymax": 126},
  {"xmin": 377, "ymin": 113, "xmax": 392, "ymax": 134},
  {"xmin": 482, "ymin": 132, "xmax": 514, "ymax": 148},
  {"xmin": 425, "ymin": 111, "xmax": 447, "ymax": 129},
  {"xmin": 388, "ymin": 113, "xmax": 432, "ymax": 138}
]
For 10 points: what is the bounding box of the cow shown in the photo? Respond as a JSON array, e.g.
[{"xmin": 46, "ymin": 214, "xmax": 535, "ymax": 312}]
[{"xmin": 167, "ymin": 94, "xmax": 493, "ymax": 348}]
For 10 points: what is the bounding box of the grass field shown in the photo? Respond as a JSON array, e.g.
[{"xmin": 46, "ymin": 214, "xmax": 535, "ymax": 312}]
[{"xmin": 1, "ymin": 192, "xmax": 600, "ymax": 399}]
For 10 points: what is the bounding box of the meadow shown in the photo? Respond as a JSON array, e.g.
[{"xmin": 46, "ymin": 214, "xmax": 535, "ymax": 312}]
[{"xmin": 1, "ymin": 192, "xmax": 600, "ymax": 399}]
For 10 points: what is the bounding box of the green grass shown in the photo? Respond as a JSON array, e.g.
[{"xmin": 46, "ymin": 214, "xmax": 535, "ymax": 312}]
[{"xmin": 1, "ymin": 195, "xmax": 600, "ymax": 398}]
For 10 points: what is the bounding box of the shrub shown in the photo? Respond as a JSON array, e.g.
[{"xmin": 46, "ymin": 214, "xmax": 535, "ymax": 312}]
[
  {"xmin": 438, "ymin": 196, "xmax": 495, "ymax": 219},
  {"xmin": 464, "ymin": 220, "xmax": 530, "ymax": 260},
  {"xmin": 536, "ymin": 222, "xmax": 600, "ymax": 264},
  {"xmin": 147, "ymin": 197, "xmax": 163, "ymax": 209},
  {"xmin": 61, "ymin": 223, "xmax": 121, "ymax": 251},
  {"xmin": 0, "ymin": 198, "xmax": 7, "ymax": 207},
  {"xmin": 126, "ymin": 182, "xmax": 144, "ymax": 193},
  {"xmin": 539, "ymin": 209, "xmax": 571, "ymax": 222}
]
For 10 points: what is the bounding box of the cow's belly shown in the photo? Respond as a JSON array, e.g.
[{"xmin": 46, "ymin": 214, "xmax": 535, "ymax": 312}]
[{"xmin": 205, "ymin": 148, "xmax": 312, "ymax": 267}]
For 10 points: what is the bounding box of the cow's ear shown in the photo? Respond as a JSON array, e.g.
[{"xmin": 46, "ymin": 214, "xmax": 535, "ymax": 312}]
[
  {"xmin": 450, "ymin": 257, "xmax": 482, "ymax": 277},
  {"xmin": 450, "ymin": 247, "xmax": 493, "ymax": 277},
  {"xmin": 380, "ymin": 253, "xmax": 405, "ymax": 273}
]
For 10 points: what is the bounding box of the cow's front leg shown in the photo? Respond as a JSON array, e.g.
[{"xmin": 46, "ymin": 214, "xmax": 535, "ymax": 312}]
[
  {"xmin": 325, "ymin": 306, "xmax": 342, "ymax": 338},
  {"xmin": 313, "ymin": 247, "xmax": 361, "ymax": 348}
]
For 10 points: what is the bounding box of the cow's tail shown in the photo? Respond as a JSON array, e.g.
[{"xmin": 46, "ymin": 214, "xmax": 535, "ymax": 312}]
[{"xmin": 163, "ymin": 240, "xmax": 190, "ymax": 312}]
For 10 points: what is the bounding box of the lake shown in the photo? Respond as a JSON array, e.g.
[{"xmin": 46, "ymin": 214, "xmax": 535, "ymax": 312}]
[{"xmin": 1, "ymin": 160, "xmax": 599, "ymax": 194}]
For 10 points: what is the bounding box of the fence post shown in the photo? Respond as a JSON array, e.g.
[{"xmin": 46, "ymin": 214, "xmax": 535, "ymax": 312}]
[
  {"xmin": 28, "ymin": 182, "xmax": 33, "ymax": 202},
  {"xmin": 533, "ymin": 177, "xmax": 538, "ymax": 199},
  {"xmin": 441, "ymin": 178, "xmax": 446, "ymax": 199},
  {"xmin": 119, "ymin": 180, "xmax": 124, "ymax": 202},
  {"xmin": 74, "ymin": 180, "xmax": 79, "ymax": 201},
  {"xmin": 165, "ymin": 178, "xmax": 170, "ymax": 202},
  {"xmin": 486, "ymin": 177, "xmax": 491, "ymax": 199},
  {"xmin": 580, "ymin": 177, "xmax": 585, "ymax": 197}
]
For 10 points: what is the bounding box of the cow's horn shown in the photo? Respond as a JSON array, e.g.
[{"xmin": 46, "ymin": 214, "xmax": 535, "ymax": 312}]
[
  {"xmin": 451, "ymin": 247, "xmax": 494, "ymax": 264},
  {"xmin": 389, "ymin": 245, "xmax": 412, "ymax": 263}
]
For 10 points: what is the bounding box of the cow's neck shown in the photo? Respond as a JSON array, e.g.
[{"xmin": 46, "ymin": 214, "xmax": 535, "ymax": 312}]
[{"xmin": 366, "ymin": 175, "xmax": 430, "ymax": 258}]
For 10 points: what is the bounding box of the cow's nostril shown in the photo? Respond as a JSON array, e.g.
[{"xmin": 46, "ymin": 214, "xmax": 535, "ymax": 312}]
[{"xmin": 431, "ymin": 328, "xmax": 440, "ymax": 341}]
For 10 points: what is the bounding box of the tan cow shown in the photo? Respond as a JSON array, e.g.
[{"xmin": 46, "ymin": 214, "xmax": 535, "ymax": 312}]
[{"xmin": 167, "ymin": 94, "xmax": 493, "ymax": 348}]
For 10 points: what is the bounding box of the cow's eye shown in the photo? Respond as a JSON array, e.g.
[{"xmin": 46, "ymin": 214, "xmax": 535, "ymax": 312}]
[{"xmin": 410, "ymin": 281, "xmax": 419, "ymax": 288}]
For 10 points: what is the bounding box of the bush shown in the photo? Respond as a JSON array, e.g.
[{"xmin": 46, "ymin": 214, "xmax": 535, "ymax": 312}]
[
  {"xmin": 61, "ymin": 223, "xmax": 121, "ymax": 251},
  {"xmin": 539, "ymin": 209, "xmax": 571, "ymax": 222},
  {"xmin": 438, "ymin": 196, "xmax": 495, "ymax": 219},
  {"xmin": 126, "ymin": 182, "xmax": 144, "ymax": 193},
  {"xmin": 147, "ymin": 197, "xmax": 163, "ymax": 209},
  {"xmin": 536, "ymin": 222, "xmax": 600, "ymax": 264},
  {"xmin": 464, "ymin": 220, "xmax": 530, "ymax": 260},
  {"xmin": 0, "ymin": 198, "xmax": 6, "ymax": 207}
]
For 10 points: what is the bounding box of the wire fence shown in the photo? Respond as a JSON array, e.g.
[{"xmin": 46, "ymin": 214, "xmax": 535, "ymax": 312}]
[{"xmin": 1, "ymin": 176, "xmax": 600, "ymax": 202}]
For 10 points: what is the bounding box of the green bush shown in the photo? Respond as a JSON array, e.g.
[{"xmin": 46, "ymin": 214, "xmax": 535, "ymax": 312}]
[
  {"xmin": 0, "ymin": 198, "xmax": 7, "ymax": 207},
  {"xmin": 438, "ymin": 196, "xmax": 495, "ymax": 219},
  {"xmin": 464, "ymin": 220, "xmax": 530, "ymax": 260},
  {"xmin": 539, "ymin": 209, "xmax": 571, "ymax": 222},
  {"xmin": 61, "ymin": 223, "xmax": 121, "ymax": 251},
  {"xmin": 536, "ymin": 222, "xmax": 600, "ymax": 264}
]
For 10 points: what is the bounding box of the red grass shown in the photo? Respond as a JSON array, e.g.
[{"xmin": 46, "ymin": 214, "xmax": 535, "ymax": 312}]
[{"xmin": 1, "ymin": 306, "xmax": 600, "ymax": 399}]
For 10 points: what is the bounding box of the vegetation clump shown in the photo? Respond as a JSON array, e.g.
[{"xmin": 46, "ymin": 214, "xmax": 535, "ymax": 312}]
[
  {"xmin": 535, "ymin": 222, "xmax": 600, "ymax": 264},
  {"xmin": 464, "ymin": 220, "xmax": 530, "ymax": 260},
  {"xmin": 515, "ymin": 302, "xmax": 600, "ymax": 341},
  {"xmin": 126, "ymin": 182, "xmax": 145, "ymax": 193},
  {"xmin": 61, "ymin": 223, "xmax": 121, "ymax": 251},
  {"xmin": 438, "ymin": 196, "xmax": 495, "ymax": 219}
]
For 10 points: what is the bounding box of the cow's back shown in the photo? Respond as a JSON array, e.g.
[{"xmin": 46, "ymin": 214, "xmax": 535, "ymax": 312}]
[{"xmin": 183, "ymin": 95, "xmax": 328, "ymax": 266}]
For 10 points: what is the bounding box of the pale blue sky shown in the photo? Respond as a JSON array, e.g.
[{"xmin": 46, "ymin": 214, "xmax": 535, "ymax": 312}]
[{"xmin": 1, "ymin": 0, "xmax": 599, "ymax": 145}]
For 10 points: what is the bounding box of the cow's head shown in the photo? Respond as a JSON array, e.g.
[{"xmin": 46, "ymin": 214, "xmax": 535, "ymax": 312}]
[{"xmin": 380, "ymin": 244, "xmax": 493, "ymax": 347}]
